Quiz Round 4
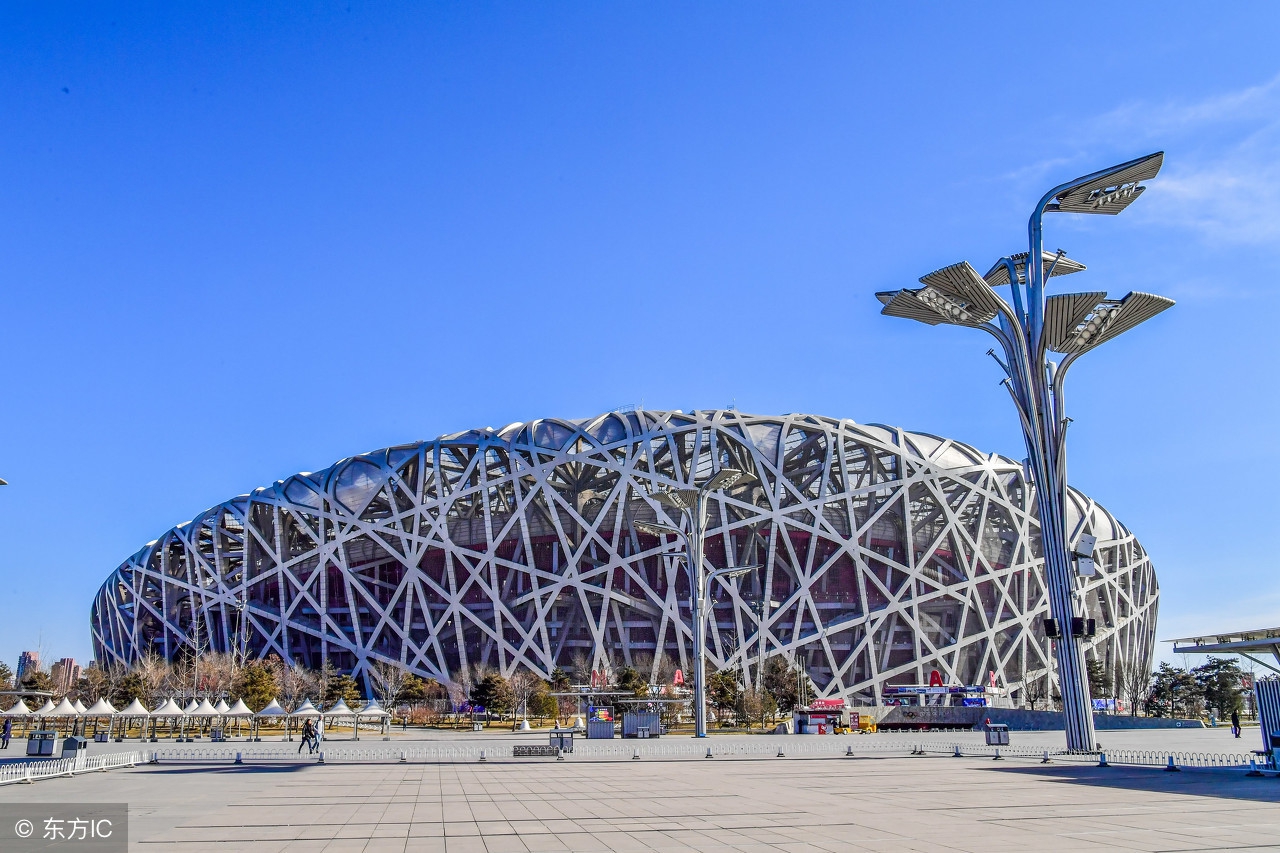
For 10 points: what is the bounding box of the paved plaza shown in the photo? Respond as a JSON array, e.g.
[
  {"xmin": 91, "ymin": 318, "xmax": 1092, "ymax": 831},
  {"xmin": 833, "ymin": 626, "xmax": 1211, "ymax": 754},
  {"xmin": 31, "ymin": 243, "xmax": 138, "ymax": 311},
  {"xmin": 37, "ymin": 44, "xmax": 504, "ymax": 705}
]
[{"xmin": 2, "ymin": 729, "xmax": 1279, "ymax": 851}]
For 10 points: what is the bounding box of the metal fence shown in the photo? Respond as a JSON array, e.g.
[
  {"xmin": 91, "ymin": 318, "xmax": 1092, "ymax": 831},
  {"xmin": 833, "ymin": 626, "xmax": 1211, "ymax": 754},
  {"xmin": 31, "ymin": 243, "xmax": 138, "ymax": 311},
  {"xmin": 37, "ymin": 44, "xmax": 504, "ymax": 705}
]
[
  {"xmin": 0, "ymin": 739, "xmax": 1257, "ymax": 785},
  {"xmin": 0, "ymin": 750, "xmax": 145, "ymax": 787},
  {"xmin": 142, "ymin": 739, "xmax": 1256, "ymax": 769}
]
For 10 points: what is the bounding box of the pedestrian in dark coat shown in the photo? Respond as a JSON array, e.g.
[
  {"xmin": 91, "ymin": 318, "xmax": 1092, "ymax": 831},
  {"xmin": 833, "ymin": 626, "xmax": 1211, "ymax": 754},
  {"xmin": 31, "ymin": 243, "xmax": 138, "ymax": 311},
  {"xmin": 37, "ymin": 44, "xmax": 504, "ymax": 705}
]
[
  {"xmin": 1, "ymin": 718, "xmax": 11, "ymax": 749},
  {"xmin": 298, "ymin": 719, "xmax": 315, "ymax": 754},
  {"xmin": 1231, "ymin": 709, "xmax": 1241, "ymax": 739}
]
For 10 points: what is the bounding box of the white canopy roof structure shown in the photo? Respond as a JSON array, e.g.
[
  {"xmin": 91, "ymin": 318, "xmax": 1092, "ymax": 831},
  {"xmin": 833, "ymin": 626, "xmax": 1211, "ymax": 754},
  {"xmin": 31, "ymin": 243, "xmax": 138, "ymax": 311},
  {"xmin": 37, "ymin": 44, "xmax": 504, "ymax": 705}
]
[
  {"xmin": 356, "ymin": 700, "xmax": 390, "ymax": 718},
  {"xmin": 256, "ymin": 698, "xmax": 288, "ymax": 717},
  {"xmin": 83, "ymin": 698, "xmax": 117, "ymax": 716},
  {"xmin": 223, "ymin": 699, "xmax": 254, "ymax": 717},
  {"xmin": 117, "ymin": 698, "xmax": 151, "ymax": 717},
  {"xmin": 214, "ymin": 699, "xmax": 230, "ymax": 714},
  {"xmin": 0, "ymin": 699, "xmax": 32, "ymax": 716},
  {"xmin": 72, "ymin": 699, "xmax": 88, "ymax": 714},
  {"xmin": 191, "ymin": 698, "xmax": 220, "ymax": 716},
  {"xmin": 49, "ymin": 697, "xmax": 80, "ymax": 716},
  {"xmin": 324, "ymin": 698, "xmax": 356, "ymax": 716},
  {"xmin": 151, "ymin": 698, "xmax": 186, "ymax": 717},
  {"xmin": 33, "ymin": 699, "xmax": 56, "ymax": 715},
  {"xmin": 290, "ymin": 699, "xmax": 321, "ymax": 717},
  {"xmin": 182, "ymin": 700, "xmax": 198, "ymax": 714}
]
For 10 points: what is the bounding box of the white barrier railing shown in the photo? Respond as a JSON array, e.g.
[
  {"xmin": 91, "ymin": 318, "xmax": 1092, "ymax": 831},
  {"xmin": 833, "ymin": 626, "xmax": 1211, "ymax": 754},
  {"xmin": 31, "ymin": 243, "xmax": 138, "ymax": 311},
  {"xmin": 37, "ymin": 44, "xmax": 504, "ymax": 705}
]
[
  {"xmin": 135, "ymin": 738, "xmax": 1256, "ymax": 770},
  {"xmin": 0, "ymin": 750, "xmax": 145, "ymax": 787}
]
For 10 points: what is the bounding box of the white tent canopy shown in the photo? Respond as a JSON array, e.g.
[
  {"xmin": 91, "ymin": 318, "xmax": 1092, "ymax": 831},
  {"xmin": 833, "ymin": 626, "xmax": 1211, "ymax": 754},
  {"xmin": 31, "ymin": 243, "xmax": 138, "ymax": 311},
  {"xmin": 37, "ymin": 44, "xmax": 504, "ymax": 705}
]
[
  {"xmin": 71, "ymin": 699, "xmax": 88, "ymax": 714},
  {"xmin": 255, "ymin": 698, "xmax": 288, "ymax": 717},
  {"xmin": 151, "ymin": 698, "xmax": 186, "ymax": 717},
  {"xmin": 214, "ymin": 699, "xmax": 230, "ymax": 714},
  {"xmin": 49, "ymin": 698, "xmax": 80, "ymax": 716},
  {"xmin": 356, "ymin": 700, "xmax": 390, "ymax": 718},
  {"xmin": 116, "ymin": 699, "xmax": 151, "ymax": 717},
  {"xmin": 33, "ymin": 700, "xmax": 56, "ymax": 716},
  {"xmin": 223, "ymin": 699, "xmax": 254, "ymax": 718},
  {"xmin": 324, "ymin": 698, "xmax": 355, "ymax": 717},
  {"xmin": 0, "ymin": 699, "xmax": 32, "ymax": 717},
  {"xmin": 290, "ymin": 699, "xmax": 321, "ymax": 717},
  {"xmin": 83, "ymin": 698, "xmax": 117, "ymax": 716},
  {"xmin": 182, "ymin": 700, "xmax": 198, "ymax": 715},
  {"xmin": 191, "ymin": 698, "xmax": 220, "ymax": 716}
]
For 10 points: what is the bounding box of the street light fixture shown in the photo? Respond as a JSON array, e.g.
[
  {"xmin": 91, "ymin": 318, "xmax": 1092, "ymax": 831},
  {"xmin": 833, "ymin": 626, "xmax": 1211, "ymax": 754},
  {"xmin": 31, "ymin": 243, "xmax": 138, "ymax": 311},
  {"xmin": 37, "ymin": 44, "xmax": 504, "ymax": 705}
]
[
  {"xmin": 876, "ymin": 152, "xmax": 1173, "ymax": 752},
  {"xmin": 633, "ymin": 467, "xmax": 758, "ymax": 738}
]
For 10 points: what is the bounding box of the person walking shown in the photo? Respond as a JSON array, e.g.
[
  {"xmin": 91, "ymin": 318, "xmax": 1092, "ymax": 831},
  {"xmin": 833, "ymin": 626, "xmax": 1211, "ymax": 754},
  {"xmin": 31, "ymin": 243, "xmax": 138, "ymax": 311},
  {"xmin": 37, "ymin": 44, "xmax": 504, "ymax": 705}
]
[
  {"xmin": 298, "ymin": 719, "xmax": 315, "ymax": 754},
  {"xmin": 1232, "ymin": 709, "xmax": 1241, "ymax": 739},
  {"xmin": 1, "ymin": 718, "xmax": 11, "ymax": 749}
]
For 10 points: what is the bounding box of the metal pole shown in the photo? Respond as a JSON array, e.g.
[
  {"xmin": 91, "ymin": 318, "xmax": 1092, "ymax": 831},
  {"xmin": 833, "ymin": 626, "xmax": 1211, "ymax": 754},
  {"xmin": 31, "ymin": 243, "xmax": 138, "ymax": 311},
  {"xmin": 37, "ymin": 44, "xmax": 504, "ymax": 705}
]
[
  {"xmin": 1026, "ymin": 205, "xmax": 1096, "ymax": 753},
  {"xmin": 691, "ymin": 493, "xmax": 709, "ymax": 738}
]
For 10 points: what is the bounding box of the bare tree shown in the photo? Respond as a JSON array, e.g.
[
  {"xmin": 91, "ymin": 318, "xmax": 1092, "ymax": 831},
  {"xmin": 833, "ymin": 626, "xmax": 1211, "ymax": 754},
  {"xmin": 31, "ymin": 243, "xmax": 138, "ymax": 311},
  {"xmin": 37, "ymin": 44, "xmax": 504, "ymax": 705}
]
[
  {"xmin": 136, "ymin": 652, "xmax": 172, "ymax": 704},
  {"xmin": 280, "ymin": 660, "xmax": 318, "ymax": 710},
  {"xmin": 1115, "ymin": 658, "xmax": 1152, "ymax": 717},
  {"xmin": 508, "ymin": 670, "xmax": 542, "ymax": 726},
  {"xmin": 371, "ymin": 659, "xmax": 409, "ymax": 709}
]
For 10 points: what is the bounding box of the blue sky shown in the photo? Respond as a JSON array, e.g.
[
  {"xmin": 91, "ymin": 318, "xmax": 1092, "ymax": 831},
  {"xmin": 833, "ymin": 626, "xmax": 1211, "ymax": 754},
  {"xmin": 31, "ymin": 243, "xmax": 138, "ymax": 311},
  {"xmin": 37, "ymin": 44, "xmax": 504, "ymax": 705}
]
[{"xmin": 2, "ymin": 3, "xmax": 1278, "ymax": 669}]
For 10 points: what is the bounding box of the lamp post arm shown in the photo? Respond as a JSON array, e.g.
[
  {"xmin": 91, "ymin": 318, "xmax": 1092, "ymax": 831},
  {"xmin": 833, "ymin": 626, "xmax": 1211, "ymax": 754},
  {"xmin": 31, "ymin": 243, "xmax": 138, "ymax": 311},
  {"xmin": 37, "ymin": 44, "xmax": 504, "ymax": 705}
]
[{"xmin": 999, "ymin": 257, "xmax": 1027, "ymax": 330}]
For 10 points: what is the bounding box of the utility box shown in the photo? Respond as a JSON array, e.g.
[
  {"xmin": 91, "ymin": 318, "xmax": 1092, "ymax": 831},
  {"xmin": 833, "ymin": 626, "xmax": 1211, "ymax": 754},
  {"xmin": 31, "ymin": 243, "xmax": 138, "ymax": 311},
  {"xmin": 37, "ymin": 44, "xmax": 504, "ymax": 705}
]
[
  {"xmin": 623, "ymin": 711, "xmax": 661, "ymax": 738},
  {"xmin": 984, "ymin": 723, "xmax": 1010, "ymax": 746},
  {"xmin": 586, "ymin": 707, "xmax": 615, "ymax": 739},
  {"xmin": 27, "ymin": 731, "xmax": 59, "ymax": 757}
]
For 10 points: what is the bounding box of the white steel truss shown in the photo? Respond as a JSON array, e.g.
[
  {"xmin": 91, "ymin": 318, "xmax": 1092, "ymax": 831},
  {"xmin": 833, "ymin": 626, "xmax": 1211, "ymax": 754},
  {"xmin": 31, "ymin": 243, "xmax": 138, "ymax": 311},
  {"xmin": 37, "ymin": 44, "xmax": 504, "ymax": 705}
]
[{"xmin": 91, "ymin": 410, "xmax": 1157, "ymax": 702}]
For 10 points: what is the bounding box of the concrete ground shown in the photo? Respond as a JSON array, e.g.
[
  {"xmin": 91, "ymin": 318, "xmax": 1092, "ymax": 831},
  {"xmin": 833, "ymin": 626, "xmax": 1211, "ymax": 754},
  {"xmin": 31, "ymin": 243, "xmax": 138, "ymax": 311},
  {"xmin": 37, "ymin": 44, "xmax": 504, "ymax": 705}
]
[{"xmin": 1, "ymin": 729, "xmax": 1278, "ymax": 852}]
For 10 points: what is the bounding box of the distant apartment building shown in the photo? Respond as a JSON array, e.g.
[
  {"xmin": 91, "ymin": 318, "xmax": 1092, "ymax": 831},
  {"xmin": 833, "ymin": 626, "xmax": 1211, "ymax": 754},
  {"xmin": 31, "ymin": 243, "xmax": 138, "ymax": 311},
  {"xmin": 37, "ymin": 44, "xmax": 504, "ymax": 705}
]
[
  {"xmin": 50, "ymin": 658, "xmax": 80, "ymax": 695},
  {"xmin": 15, "ymin": 651, "xmax": 39, "ymax": 681}
]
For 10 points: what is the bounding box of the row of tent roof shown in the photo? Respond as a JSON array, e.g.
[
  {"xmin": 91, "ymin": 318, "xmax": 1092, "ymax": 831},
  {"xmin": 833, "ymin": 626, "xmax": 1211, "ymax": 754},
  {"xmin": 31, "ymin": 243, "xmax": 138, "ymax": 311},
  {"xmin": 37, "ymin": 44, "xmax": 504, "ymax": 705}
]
[{"xmin": 0, "ymin": 696, "xmax": 390, "ymax": 718}]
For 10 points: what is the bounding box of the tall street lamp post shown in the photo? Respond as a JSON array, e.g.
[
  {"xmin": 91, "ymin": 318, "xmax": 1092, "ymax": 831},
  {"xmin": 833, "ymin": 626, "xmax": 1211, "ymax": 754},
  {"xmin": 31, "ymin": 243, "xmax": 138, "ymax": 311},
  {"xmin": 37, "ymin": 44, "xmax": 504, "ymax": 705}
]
[
  {"xmin": 876, "ymin": 152, "xmax": 1174, "ymax": 752},
  {"xmin": 634, "ymin": 468, "xmax": 758, "ymax": 738}
]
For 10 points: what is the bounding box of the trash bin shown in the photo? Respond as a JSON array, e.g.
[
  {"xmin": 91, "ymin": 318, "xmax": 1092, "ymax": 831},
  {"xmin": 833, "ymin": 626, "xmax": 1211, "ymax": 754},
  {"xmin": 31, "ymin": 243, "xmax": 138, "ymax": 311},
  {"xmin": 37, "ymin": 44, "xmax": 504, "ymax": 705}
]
[
  {"xmin": 27, "ymin": 731, "xmax": 59, "ymax": 757},
  {"xmin": 984, "ymin": 723, "xmax": 1010, "ymax": 746},
  {"xmin": 549, "ymin": 729, "xmax": 574, "ymax": 753},
  {"xmin": 61, "ymin": 736, "xmax": 89, "ymax": 759}
]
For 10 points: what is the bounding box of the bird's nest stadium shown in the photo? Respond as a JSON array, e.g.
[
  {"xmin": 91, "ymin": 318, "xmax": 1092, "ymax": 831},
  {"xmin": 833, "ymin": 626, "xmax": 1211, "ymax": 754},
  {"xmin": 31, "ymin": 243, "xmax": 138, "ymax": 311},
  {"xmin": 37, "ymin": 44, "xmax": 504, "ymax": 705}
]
[{"xmin": 91, "ymin": 409, "xmax": 1157, "ymax": 704}]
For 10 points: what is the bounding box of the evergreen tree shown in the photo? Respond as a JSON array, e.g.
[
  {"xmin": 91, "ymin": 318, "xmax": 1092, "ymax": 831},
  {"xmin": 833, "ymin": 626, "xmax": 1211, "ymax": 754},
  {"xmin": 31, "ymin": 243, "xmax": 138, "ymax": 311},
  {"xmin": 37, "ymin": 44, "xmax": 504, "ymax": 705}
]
[
  {"xmin": 112, "ymin": 671, "xmax": 150, "ymax": 707},
  {"xmin": 613, "ymin": 665, "xmax": 647, "ymax": 696},
  {"xmin": 238, "ymin": 661, "xmax": 279, "ymax": 711},
  {"xmin": 470, "ymin": 673, "xmax": 513, "ymax": 719},
  {"xmin": 324, "ymin": 674, "xmax": 363, "ymax": 706},
  {"xmin": 760, "ymin": 656, "xmax": 803, "ymax": 712},
  {"xmin": 1085, "ymin": 658, "xmax": 1111, "ymax": 698},
  {"xmin": 1193, "ymin": 657, "xmax": 1244, "ymax": 716},
  {"xmin": 708, "ymin": 670, "xmax": 742, "ymax": 721}
]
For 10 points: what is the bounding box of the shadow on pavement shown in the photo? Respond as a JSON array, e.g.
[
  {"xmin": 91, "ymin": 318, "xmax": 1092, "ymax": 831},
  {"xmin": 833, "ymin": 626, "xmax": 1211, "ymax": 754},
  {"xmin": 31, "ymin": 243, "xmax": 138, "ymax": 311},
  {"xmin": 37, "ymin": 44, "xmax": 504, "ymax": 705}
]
[
  {"xmin": 140, "ymin": 764, "xmax": 314, "ymax": 776},
  {"xmin": 988, "ymin": 763, "xmax": 1280, "ymax": 803}
]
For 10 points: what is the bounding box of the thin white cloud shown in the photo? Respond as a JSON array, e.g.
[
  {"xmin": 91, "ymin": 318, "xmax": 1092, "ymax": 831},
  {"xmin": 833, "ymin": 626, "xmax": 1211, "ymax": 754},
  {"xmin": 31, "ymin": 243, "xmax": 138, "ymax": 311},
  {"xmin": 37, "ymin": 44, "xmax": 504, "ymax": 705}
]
[{"xmin": 1019, "ymin": 74, "xmax": 1280, "ymax": 246}]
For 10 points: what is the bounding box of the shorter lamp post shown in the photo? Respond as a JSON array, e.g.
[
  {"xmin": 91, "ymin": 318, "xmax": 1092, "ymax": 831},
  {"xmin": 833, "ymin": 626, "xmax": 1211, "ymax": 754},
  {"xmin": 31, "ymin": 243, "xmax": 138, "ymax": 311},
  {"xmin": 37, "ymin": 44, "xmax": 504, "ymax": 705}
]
[{"xmin": 633, "ymin": 467, "xmax": 758, "ymax": 738}]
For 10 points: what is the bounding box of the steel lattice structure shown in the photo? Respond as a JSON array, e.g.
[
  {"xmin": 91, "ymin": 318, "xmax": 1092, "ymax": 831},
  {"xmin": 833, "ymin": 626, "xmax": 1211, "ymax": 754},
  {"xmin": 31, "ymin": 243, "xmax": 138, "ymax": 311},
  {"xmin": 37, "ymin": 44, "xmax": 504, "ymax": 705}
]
[{"xmin": 91, "ymin": 410, "xmax": 1157, "ymax": 702}]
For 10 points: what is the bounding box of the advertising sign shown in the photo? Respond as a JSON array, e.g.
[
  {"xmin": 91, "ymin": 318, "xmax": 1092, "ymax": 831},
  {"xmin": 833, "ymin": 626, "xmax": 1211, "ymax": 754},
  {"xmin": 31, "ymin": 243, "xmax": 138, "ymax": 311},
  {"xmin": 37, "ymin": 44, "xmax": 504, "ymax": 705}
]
[{"xmin": 809, "ymin": 698, "xmax": 846, "ymax": 710}]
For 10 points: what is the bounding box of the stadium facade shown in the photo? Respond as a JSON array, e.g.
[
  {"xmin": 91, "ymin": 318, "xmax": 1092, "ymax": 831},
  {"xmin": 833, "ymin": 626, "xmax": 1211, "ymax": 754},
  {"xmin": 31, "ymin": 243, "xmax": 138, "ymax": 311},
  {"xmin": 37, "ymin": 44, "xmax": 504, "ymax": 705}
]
[{"xmin": 91, "ymin": 410, "xmax": 1158, "ymax": 704}]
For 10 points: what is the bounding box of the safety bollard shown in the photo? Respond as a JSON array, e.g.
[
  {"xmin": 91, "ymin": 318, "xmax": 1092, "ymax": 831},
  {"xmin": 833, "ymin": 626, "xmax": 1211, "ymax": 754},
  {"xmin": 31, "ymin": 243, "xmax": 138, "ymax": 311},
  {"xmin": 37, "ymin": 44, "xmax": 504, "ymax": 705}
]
[
  {"xmin": 1098, "ymin": 753, "xmax": 1108, "ymax": 767},
  {"xmin": 846, "ymin": 745, "xmax": 854, "ymax": 757},
  {"xmin": 1165, "ymin": 755, "xmax": 1180, "ymax": 772},
  {"xmin": 992, "ymin": 749, "xmax": 1002, "ymax": 761},
  {"xmin": 21, "ymin": 765, "xmax": 32, "ymax": 784},
  {"xmin": 556, "ymin": 748, "xmax": 564, "ymax": 761},
  {"xmin": 150, "ymin": 752, "xmax": 159, "ymax": 764},
  {"xmin": 776, "ymin": 748, "xmax": 785, "ymax": 758},
  {"xmin": 480, "ymin": 749, "xmax": 487, "ymax": 762},
  {"xmin": 235, "ymin": 752, "xmax": 243, "ymax": 765},
  {"xmin": 633, "ymin": 748, "xmax": 640, "ymax": 760},
  {"xmin": 318, "ymin": 752, "xmax": 325, "ymax": 764},
  {"xmin": 705, "ymin": 747, "xmax": 713, "ymax": 759},
  {"xmin": 953, "ymin": 745, "xmax": 962, "ymax": 758},
  {"xmin": 1041, "ymin": 750, "xmax": 1052, "ymax": 764},
  {"xmin": 400, "ymin": 751, "xmax": 407, "ymax": 763}
]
